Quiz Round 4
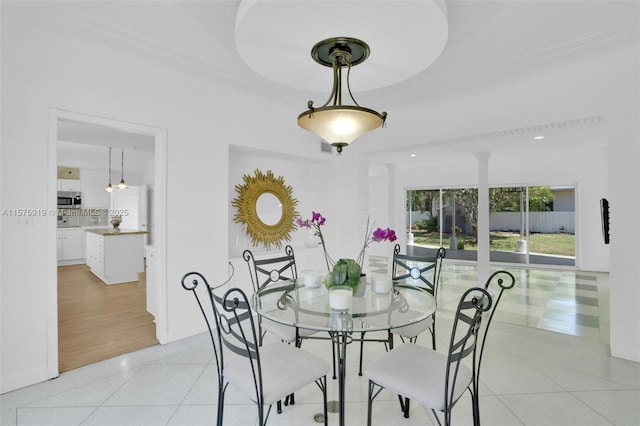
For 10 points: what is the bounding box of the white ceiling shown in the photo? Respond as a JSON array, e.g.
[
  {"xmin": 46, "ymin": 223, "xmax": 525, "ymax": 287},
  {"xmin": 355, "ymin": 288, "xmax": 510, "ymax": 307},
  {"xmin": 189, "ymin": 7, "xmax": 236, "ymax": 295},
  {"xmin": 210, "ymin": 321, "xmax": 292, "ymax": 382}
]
[
  {"xmin": 44, "ymin": 0, "xmax": 638, "ymax": 167},
  {"xmin": 57, "ymin": 119, "xmax": 155, "ymax": 173}
]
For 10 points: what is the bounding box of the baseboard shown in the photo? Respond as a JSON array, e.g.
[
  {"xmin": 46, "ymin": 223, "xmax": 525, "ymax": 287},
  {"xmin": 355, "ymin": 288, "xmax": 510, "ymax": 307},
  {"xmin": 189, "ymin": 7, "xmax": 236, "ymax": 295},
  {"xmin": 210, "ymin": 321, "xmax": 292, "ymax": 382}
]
[{"xmin": 1, "ymin": 366, "xmax": 51, "ymax": 395}]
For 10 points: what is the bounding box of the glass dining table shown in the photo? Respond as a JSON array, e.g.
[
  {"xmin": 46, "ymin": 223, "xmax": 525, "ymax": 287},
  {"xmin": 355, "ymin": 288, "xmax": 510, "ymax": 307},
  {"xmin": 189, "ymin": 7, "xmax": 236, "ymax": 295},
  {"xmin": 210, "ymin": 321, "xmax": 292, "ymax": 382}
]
[{"xmin": 252, "ymin": 280, "xmax": 436, "ymax": 426}]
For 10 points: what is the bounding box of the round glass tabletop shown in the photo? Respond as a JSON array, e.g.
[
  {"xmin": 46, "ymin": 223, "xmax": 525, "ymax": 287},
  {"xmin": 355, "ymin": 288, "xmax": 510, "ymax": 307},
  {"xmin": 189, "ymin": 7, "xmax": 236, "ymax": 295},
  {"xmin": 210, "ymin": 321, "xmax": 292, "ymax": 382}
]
[{"xmin": 252, "ymin": 281, "xmax": 436, "ymax": 333}]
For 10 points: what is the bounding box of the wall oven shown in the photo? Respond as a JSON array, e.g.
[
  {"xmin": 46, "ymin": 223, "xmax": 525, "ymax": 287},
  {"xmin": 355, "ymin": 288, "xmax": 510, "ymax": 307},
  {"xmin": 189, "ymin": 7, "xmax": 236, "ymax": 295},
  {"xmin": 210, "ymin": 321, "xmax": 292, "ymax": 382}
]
[{"xmin": 57, "ymin": 191, "xmax": 82, "ymax": 209}]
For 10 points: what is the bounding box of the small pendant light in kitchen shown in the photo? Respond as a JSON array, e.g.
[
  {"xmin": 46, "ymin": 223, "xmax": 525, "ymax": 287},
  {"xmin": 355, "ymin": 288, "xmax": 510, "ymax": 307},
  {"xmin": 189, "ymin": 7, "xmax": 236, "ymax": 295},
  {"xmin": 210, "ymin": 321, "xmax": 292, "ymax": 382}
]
[
  {"xmin": 105, "ymin": 147, "xmax": 115, "ymax": 192},
  {"xmin": 117, "ymin": 148, "xmax": 128, "ymax": 190}
]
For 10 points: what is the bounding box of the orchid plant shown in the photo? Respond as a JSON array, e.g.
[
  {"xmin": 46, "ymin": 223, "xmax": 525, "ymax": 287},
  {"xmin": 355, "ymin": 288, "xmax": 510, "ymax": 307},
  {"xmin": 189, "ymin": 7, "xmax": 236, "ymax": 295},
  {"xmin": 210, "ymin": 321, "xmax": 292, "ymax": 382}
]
[
  {"xmin": 297, "ymin": 212, "xmax": 397, "ymax": 289},
  {"xmin": 296, "ymin": 211, "xmax": 333, "ymax": 271},
  {"xmin": 356, "ymin": 218, "xmax": 398, "ymax": 268}
]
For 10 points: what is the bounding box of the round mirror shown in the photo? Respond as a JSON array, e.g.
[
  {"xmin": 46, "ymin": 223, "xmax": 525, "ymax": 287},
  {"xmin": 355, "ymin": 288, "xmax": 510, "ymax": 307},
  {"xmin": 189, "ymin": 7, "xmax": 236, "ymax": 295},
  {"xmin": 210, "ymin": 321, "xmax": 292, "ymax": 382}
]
[
  {"xmin": 256, "ymin": 192, "xmax": 282, "ymax": 226},
  {"xmin": 232, "ymin": 169, "xmax": 299, "ymax": 250}
]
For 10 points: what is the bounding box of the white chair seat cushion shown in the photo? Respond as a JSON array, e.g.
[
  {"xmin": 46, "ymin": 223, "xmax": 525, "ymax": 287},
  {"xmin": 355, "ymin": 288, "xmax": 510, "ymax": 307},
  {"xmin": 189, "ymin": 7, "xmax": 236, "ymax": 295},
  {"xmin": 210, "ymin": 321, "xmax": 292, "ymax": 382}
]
[
  {"xmin": 262, "ymin": 317, "xmax": 318, "ymax": 342},
  {"xmin": 391, "ymin": 316, "xmax": 434, "ymax": 339},
  {"xmin": 364, "ymin": 343, "xmax": 472, "ymax": 412},
  {"xmin": 224, "ymin": 342, "xmax": 330, "ymax": 406}
]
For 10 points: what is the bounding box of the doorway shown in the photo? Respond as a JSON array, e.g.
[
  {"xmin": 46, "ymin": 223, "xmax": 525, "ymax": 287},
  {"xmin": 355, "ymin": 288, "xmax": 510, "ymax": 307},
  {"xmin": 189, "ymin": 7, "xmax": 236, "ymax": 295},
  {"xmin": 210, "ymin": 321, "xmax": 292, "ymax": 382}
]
[{"xmin": 47, "ymin": 109, "xmax": 168, "ymax": 379}]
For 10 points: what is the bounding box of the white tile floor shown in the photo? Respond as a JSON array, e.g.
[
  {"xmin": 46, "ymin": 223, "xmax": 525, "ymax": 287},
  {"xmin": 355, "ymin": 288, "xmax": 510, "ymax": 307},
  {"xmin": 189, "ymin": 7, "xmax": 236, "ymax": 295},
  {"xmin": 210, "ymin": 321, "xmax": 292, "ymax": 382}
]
[{"xmin": 2, "ymin": 263, "xmax": 640, "ymax": 426}]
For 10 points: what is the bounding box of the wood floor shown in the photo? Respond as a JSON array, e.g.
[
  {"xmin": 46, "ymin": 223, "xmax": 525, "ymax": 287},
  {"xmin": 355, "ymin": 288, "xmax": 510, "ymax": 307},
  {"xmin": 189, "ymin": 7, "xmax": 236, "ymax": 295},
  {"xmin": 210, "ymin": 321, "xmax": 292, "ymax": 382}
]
[{"xmin": 57, "ymin": 264, "xmax": 159, "ymax": 372}]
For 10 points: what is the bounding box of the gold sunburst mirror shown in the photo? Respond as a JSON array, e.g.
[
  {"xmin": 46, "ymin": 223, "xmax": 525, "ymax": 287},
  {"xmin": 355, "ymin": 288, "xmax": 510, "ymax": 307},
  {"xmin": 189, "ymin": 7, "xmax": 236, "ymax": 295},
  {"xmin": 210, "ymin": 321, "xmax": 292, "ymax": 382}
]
[{"xmin": 232, "ymin": 169, "xmax": 299, "ymax": 250}]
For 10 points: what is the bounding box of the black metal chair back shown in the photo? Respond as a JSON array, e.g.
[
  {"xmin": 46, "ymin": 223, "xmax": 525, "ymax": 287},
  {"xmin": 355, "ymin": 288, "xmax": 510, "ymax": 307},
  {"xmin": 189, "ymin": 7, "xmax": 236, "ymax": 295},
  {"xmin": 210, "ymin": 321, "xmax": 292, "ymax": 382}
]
[
  {"xmin": 391, "ymin": 244, "xmax": 446, "ymax": 299},
  {"xmin": 180, "ymin": 271, "xmax": 226, "ymax": 426},
  {"xmin": 442, "ymin": 286, "xmax": 491, "ymax": 425},
  {"xmin": 391, "ymin": 244, "xmax": 446, "ymax": 348},
  {"xmin": 243, "ymin": 245, "xmax": 298, "ymax": 293},
  {"xmin": 471, "ymin": 270, "xmax": 516, "ymax": 423},
  {"xmin": 442, "ymin": 270, "xmax": 516, "ymax": 425}
]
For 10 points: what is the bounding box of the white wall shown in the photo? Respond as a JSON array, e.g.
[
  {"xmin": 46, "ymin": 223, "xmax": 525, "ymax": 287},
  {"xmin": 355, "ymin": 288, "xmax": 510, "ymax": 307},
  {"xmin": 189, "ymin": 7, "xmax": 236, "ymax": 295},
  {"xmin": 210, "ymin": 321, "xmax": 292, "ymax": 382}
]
[
  {"xmin": 607, "ymin": 52, "xmax": 640, "ymax": 362},
  {"xmin": 0, "ymin": 4, "xmax": 321, "ymax": 392}
]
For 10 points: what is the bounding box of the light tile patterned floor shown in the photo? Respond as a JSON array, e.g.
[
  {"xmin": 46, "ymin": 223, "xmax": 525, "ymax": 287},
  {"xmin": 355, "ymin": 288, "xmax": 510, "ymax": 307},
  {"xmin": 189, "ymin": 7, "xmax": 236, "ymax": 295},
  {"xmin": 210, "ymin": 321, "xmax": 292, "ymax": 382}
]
[
  {"xmin": 3, "ymin": 260, "xmax": 638, "ymax": 426},
  {"xmin": 369, "ymin": 256, "xmax": 609, "ymax": 342}
]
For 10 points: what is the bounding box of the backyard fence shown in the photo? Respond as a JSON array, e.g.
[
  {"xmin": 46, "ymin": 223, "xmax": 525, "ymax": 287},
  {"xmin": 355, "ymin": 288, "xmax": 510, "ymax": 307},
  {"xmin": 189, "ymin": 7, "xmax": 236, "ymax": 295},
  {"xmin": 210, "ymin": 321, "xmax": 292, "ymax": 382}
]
[
  {"xmin": 408, "ymin": 210, "xmax": 574, "ymax": 234},
  {"xmin": 490, "ymin": 211, "xmax": 574, "ymax": 234}
]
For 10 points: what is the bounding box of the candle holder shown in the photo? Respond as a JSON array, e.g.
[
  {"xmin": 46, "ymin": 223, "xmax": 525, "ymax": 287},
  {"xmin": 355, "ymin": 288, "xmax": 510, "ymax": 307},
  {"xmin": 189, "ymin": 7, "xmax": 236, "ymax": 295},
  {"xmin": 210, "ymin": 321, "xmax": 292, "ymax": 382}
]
[
  {"xmin": 370, "ymin": 274, "xmax": 393, "ymax": 294},
  {"xmin": 329, "ymin": 285, "xmax": 353, "ymax": 311}
]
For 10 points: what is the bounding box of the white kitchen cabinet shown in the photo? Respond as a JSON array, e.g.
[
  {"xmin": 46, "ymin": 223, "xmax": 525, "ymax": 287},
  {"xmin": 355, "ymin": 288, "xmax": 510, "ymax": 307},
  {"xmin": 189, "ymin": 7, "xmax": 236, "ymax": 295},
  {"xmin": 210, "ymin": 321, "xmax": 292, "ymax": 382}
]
[
  {"xmin": 85, "ymin": 231, "xmax": 104, "ymax": 277},
  {"xmin": 57, "ymin": 229, "xmax": 85, "ymax": 264},
  {"xmin": 58, "ymin": 178, "xmax": 82, "ymax": 192},
  {"xmin": 86, "ymin": 230, "xmax": 146, "ymax": 285}
]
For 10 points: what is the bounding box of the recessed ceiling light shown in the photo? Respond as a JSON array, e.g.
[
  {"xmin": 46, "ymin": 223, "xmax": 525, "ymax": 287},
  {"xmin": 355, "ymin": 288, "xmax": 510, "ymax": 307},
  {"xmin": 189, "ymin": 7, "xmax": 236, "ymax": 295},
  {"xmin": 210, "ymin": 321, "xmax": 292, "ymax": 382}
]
[
  {"xmin": 533, "ymin": 135, "xmax": 545, "ymax": 140},
  {"xmin": 409, "ymin": 153, "xmax": 417, "ymax": 157}
]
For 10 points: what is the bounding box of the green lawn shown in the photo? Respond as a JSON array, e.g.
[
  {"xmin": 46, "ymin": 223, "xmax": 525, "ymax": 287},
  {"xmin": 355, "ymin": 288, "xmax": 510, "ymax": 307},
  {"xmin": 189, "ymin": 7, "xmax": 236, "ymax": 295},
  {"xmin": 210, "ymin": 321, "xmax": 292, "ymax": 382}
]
[{"xmin": 412, "ymin": 231, "xmax": 575, "ymax": 257}]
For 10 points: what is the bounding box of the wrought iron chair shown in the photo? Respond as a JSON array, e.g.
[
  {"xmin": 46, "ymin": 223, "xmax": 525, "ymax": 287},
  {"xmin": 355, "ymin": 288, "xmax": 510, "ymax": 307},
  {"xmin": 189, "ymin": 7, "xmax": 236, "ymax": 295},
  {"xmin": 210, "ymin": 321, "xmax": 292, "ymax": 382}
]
[
  {"xmin": 181, "ymin": 271, "xmax": 329, "ymax": 426},
  {"xmin": 243, "ymin": 246, "xmax": 332, "ymax": 409},
  {"xmin": 357, "ymin": 244, "xmax": 446, "ymax": 375},
  {"xmin": 364, "ymin": 270, "xmax": 515, "ymax": 425}
]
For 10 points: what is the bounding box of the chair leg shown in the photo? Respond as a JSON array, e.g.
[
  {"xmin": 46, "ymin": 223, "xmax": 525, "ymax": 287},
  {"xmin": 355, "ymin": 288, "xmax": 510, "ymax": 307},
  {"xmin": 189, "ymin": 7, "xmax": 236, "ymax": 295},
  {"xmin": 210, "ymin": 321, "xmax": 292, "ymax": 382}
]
[
  {"xmin": 276, "ymin": 400, "xmax": 282, "ymax": 414},
  {"xmin": 471, "ymin": 389, "xmax": 480, "ymax": 426},
  {"xmin": 284, "ymin": 393, "xmax": 295, "ymax": 406},
  {"xmin": 398, "ymin": 395, "xmax": 410, "ymax": 418},
  {"xmin": 367, "ymin": 381, "xmax": 374, "ymax": 426},
  {"xmin": 431, "ymin": 328, "xmax": 437, "ymax": 350},
  {"xmin": 358, "ymin": 331, "xmax": 366, "ymax": 376},
  {"xmin": 322, "ymin": 376, "xmax": 328, "ymax": 426},
  {"xmin": 331, "ymin": 337, "xmax": 337, "ymax": 379},
  {"xmin": 217, "ymin": 385, "xmax": 226, "ymax": 426}
]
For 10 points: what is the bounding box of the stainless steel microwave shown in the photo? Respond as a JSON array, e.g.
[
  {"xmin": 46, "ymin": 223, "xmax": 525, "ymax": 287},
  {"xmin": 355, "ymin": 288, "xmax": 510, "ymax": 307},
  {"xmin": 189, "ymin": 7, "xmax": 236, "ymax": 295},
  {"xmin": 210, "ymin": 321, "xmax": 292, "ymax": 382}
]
[{"xmin": 57, "ymin": 191, "xmax": 82, "ymax": 208}]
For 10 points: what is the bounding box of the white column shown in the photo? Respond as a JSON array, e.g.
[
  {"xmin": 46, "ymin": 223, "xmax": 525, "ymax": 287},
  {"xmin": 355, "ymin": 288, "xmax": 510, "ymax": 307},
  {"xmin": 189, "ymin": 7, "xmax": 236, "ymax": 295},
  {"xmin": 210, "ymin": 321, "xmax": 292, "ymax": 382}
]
[{"xmin": 476, "ymin": 152, "xmax": 490, "ymax": 285}]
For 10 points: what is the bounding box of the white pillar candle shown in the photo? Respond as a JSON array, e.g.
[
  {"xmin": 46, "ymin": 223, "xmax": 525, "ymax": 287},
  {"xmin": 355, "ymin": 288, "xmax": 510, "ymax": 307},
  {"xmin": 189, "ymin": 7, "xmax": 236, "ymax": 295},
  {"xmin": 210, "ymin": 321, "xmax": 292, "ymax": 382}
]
[
  {"xmin": 329, "ymin": 286, "xmax": 353, "ymax": 310},
  {"xmin": 371, "ymin": 275, "xmax": 392, "ymax": 294}
]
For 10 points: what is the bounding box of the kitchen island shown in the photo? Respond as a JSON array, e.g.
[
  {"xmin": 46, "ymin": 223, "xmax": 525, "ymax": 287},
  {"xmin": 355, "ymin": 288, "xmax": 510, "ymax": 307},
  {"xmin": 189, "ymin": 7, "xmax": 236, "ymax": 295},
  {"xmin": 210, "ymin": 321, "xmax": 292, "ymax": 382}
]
[{"xmin": 85, "ymin": 228, "xmax": 148, "ymax": 285}]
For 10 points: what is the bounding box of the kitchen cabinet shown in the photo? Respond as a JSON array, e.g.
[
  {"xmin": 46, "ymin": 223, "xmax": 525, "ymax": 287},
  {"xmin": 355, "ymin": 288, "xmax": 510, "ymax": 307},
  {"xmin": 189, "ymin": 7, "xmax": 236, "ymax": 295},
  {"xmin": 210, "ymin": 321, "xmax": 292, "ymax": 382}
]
[
  {"xmin": 85, "ymin": 231, "xmax": 104, "ymax": 277},
  {"xmin": 57, "ymin": 229, "xmax": 85, "ymax": 264},
  {"xmin": 86, "ymin": 229, "xmax": 146, "ymax": 285},
  {"xmin": 58, "ymin": 178, "xmax": 82, "ymax": 192}
]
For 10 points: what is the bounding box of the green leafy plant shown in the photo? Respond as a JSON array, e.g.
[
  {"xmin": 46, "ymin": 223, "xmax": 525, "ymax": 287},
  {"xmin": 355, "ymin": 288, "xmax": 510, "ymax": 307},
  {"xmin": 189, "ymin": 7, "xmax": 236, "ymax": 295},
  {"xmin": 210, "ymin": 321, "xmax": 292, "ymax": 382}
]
[{"xmin": 323, "ymin": 258, "xmax": 362, "ymax": 290}]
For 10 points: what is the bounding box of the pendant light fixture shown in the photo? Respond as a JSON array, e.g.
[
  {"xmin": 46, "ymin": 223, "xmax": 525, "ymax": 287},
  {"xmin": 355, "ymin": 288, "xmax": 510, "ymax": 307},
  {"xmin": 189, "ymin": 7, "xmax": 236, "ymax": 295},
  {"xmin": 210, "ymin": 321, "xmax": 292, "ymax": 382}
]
[
  {"xmin": 117, "ymin": 148, "xmax": 128, "ymax": 190},
  {"xmin": 298, "ymin": 37, "xmax": 387, "ymax": 154},
  {"xmin": 105, "ymin": 147, "xmax": 115, "ymax": 192}
]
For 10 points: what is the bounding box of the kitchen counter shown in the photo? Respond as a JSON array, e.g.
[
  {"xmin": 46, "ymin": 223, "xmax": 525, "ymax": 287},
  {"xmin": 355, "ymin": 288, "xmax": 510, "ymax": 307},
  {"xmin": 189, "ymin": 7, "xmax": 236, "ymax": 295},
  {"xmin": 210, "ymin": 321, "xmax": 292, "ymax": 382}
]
[
  {"xmin": 86, "ymin": 230, "xmax": 147, "ymax": 285},
  {"xmin": 86, "ymin": 228, "xmax": 148, "ymax": 236}
]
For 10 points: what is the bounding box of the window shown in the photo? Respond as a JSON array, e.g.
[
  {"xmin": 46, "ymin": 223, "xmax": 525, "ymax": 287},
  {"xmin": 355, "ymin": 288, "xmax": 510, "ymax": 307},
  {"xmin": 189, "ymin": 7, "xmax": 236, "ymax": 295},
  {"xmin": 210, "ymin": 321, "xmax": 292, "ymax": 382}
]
[{"xmin": 406, "ymin": 185, "xmax": 575, "ymax": 266}]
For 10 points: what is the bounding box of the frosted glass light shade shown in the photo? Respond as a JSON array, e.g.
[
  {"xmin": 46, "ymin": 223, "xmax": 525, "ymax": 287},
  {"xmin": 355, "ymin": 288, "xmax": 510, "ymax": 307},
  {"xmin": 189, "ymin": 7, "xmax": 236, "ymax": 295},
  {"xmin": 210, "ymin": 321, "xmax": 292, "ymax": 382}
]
[{"xmin": 298, "ymin": 105, "xmax": 385, "ymax": 151}]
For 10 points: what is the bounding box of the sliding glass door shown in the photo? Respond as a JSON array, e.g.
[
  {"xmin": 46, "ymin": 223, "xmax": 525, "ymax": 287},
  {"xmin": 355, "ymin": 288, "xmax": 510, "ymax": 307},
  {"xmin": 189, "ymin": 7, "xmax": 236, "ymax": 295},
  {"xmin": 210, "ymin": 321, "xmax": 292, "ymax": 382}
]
[{"xmin": 405, "ymin": 185, "xmax": 575, "ymax": 266}]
